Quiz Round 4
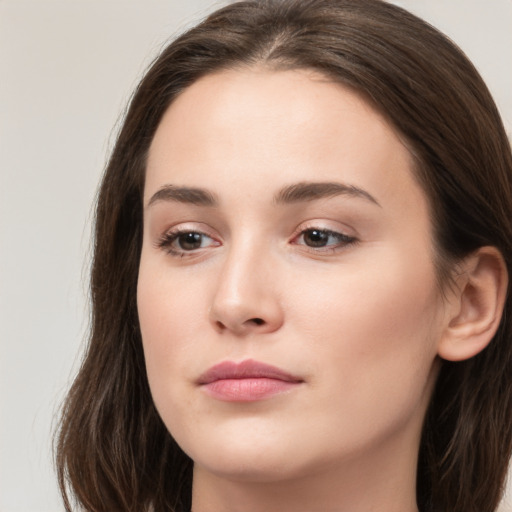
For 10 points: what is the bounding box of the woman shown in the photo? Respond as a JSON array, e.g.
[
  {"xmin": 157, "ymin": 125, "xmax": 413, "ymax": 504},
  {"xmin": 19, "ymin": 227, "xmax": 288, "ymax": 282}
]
[{"xmin": 55, "ymin": 1, "xmax": 512, "ymax": 511}]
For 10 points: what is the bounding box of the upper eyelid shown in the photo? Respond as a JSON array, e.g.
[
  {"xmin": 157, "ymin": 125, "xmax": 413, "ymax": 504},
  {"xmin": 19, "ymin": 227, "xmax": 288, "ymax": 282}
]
[
  {"xmin": 291, "ymin": 220, "xmax": 357, "ymax": 239},
  {"xmin": 161, "ymin": 222, "xmax": 217, "ymax": 237},
  {"xmin": 155, "ymin": 228, "xmax": 220, "ymax": 256},
  {"xmin": 154, "ymin": 220, "xmax": 358, "ymax": 242},
  {"xmin": 293, "ymin": 228, "xmax": 356, "ymax": 244},
  {"xmin": 162, "ymin": 226, "xmax": 218, "ymax": 243}
]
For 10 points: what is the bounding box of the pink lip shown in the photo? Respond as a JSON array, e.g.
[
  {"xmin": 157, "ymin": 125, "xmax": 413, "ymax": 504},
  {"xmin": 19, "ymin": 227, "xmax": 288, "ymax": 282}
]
[{"xmin": 198, "ymin": 359, "xmax": 303, "ymax": 402}]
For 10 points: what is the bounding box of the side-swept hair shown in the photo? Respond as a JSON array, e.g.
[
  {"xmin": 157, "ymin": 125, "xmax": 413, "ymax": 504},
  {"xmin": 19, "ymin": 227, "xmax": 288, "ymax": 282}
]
[{"xmin": 56, "ymin": 1, "xmax": 512, "ymax": 511}]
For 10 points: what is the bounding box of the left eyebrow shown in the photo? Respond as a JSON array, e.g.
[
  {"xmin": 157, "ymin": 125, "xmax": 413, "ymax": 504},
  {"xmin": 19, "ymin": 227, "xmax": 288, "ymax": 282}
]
[{"xmin": 274, "ymin": 181, "xmax": 381, "ymax": 207}]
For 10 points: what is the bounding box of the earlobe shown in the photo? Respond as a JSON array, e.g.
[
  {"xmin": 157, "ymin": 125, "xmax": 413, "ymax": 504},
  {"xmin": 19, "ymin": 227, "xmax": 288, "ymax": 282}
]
[{"xmin": 438, "ymin": 247, "xmax": 508, "ymax": 362}]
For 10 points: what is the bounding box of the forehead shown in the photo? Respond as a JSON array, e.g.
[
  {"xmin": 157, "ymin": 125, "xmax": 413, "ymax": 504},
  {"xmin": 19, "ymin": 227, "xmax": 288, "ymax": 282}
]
[{"xmin": 145, "ymin": 68, "xmax": 424, "ymax": 216}]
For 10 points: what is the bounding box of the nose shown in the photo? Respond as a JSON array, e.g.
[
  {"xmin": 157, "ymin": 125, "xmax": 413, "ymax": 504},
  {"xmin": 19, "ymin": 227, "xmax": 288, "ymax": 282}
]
[{"xmin": 209, "ymin": 244, "xmax": 284, "ymax": 336}]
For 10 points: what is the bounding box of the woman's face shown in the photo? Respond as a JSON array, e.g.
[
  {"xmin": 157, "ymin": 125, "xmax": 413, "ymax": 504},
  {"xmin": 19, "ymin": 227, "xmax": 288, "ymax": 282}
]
[{"xmin": 138, "ymin": 69, "xmax": 447, "ymax": 483}]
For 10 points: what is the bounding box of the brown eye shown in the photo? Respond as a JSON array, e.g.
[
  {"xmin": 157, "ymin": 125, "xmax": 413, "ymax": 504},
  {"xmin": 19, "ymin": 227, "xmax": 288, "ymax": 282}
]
[
  {"xmin": 157, "ymin": 229, "xmax": 219, "ymax": 256},
  {"xmin": 295, "ymin": 228, "xmax": 357, "ymax": 250},
  {"xmin": 177, "ymin": 232, "xmax": 204, "ymax": 250},
  {"xmin": 302, "ymin": 229, "xmax": 330, "ymax": 247}
]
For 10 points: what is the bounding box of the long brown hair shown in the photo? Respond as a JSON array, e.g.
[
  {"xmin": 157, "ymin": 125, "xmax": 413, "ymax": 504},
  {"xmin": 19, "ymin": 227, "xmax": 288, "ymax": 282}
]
[{"xmin": 55, "ymin": 1, "xmax": 512, "ymax": 511}]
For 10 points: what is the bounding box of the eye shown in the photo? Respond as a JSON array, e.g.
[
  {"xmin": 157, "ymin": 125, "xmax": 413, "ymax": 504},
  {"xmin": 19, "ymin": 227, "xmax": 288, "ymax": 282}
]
[
  {"xmin": 175, "ymin": 232, "xmax": 209, "ymax": 251},
  {"xmin": 294, "ymin": 228, "xmax": 357, "ymax": 250},
  {"xmin": 157, "ymin": 229, "xmax": 219, "ymax": 256}
]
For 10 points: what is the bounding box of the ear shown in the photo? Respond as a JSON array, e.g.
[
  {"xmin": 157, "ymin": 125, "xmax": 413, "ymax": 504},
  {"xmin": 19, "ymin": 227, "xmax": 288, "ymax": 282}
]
[{"xmin": 438, "ymin": 246, "xmax": 508, "ymax": 362}]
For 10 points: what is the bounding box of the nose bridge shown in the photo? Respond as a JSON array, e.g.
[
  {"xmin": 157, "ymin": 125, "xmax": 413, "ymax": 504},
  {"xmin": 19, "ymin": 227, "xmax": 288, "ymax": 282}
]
[
  {"xmin": 209, "ymin": 233, "xmax": 282, "ymax": 334},
  {"xmin": 219, "ymin": 235, "xmax": 263, "ymax": 299}
]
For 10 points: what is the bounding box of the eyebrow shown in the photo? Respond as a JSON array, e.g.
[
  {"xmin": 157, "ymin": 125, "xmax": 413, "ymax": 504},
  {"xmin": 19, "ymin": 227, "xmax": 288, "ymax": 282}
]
[
  {"xmin": 146, "ymin": 181, "xmax": 380, "ymax": 209},
  {"xmin": 147, "ymin": 185, "xmax": 218, "ymax": 208},
  {"xmin": 274, "ymin": 181, "xmax": 381, "ymax": 207}
]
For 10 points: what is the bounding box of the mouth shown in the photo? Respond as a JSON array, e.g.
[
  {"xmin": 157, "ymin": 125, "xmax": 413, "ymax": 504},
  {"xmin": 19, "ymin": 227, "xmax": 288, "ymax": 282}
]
[{"xmin": 197, "ymin": 359, "xmax": 304, "ymax": 402}]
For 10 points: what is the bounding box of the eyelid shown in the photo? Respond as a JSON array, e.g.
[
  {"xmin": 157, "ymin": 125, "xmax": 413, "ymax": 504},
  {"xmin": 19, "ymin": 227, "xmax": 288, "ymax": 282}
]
[
  {"xmin": 153, "ymin": 219, "xmax": 358, "ymax": 258},
  {"xmin": 290, "ymin": 220, "xmax": 357, "ymax": 240},
  {"xmin": 154, "ymin": 222, "xmax": 222, "ymax": 256},
  {"xmin": 290, "ymin": 220, "xmax": 358, "ymax": 253},
  {"xmin": 157, "ymin": 221, "xmax": 218, "ymax": 240}
]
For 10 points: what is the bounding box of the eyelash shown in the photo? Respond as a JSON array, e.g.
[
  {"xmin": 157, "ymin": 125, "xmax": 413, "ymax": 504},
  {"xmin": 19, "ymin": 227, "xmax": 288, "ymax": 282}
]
[
  {"xmin": 156, "ymin": 228, "xmax": 219, "ymax": 257},
  {"xmin": 156, "ymin": 226, "xmax": 358, "ymax": 257},
  {"xmin": 292, "ymin": 227, "xmax": 357, "ymax": 253}
]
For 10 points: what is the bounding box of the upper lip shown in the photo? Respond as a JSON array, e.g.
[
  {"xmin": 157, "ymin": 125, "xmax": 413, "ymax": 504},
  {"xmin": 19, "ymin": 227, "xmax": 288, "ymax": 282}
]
[{"xmin": 197, "ymin": 359, "xmax": 303, "ymax": 385}]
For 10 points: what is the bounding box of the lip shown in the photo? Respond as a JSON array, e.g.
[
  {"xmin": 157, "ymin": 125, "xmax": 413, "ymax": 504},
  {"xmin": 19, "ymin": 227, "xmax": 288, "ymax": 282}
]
[{"xmin": 197, "ymin": 359, "xmax": 303, "ymax": 402}]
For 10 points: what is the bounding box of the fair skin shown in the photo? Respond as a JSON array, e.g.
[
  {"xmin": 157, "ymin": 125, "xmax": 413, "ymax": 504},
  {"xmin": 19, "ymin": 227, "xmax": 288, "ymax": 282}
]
[{"xmin": 137, "ymin": 69, "xmax": 505, "ymax": 512}]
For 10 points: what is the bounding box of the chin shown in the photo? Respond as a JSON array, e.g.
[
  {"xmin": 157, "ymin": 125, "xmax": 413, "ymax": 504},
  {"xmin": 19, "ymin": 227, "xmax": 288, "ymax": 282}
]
[
  {"xmin": 179, "ymin": 424, "xmax": 315, "ymax": 483},
  {"xmin": 193, "ymin": 451, "xmax": 314, "ymax": 484}
]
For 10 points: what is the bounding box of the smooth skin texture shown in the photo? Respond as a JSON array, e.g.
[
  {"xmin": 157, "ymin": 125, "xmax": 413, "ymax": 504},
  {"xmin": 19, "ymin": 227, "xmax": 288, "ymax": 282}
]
[{"xmin": 137, "ymin": 69, "xmax": 506, "ymax": 512}]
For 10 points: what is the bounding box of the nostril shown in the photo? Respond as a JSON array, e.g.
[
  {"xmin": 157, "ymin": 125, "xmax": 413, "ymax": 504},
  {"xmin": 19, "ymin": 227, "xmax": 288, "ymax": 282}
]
[{"xmin": 212, "ymin": 317, "xmax": 266, "ymax": 332}]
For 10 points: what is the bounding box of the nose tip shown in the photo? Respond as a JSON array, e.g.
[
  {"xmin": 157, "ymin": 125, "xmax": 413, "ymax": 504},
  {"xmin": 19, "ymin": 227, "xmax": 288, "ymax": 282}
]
[{"xmin": 208, "ymin": 267, "xmax": 284, "ymax": 335}]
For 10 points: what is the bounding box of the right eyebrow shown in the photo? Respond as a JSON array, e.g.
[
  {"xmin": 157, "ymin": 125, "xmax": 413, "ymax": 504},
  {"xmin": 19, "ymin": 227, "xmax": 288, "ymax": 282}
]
[{"xmin": 146, "ymin": 185, "xmax": 218, "ymax": 209}]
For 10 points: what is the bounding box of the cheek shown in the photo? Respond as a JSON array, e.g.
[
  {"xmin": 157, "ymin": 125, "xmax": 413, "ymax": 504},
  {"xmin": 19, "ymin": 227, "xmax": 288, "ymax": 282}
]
[
  {"xmin": 292, "ymin": 243, "xmax": 441, "ymax": 346},
  {"xmin": 136, "ymin": 262, "xmax": 206, "ymax": 402},
  {"xmin": 287, "ymin": 248, "xmax": 442, "ymax": 415}
]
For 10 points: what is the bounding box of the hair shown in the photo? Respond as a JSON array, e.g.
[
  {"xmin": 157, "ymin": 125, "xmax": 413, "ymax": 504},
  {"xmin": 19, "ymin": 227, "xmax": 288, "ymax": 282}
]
[{"xmin": 55, "ymin": 1, "xmax": 512, "ymax": 511}]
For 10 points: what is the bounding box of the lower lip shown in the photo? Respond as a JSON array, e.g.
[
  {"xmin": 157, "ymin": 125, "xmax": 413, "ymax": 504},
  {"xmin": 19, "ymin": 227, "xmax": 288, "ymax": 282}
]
[{"xmin": 201, "ymin": 378, "xmax": 301, "ymax": 402}]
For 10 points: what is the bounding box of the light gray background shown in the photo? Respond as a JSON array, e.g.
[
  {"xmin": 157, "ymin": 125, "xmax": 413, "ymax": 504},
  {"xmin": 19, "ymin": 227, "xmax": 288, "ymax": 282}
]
[{"xmin": 1, "ymin": 1, "xmax": 510, "ymax": 511}]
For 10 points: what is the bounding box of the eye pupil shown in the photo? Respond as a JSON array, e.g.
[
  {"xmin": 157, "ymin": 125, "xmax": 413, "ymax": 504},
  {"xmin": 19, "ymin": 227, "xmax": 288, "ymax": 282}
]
[
  {"xmin": 304, "ymin": 229, "xmax": 329, "ymax": 247},
  {"xmin": 178, "ymin": 232, "xmax": 202, "ymax": 250}
]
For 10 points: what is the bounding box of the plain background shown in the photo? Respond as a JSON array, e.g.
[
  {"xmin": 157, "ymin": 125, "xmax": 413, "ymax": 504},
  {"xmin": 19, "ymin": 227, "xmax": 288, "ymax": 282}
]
[{"xmin": 0, "ymin": 1, "xmax": 510, "ymax": 511}]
